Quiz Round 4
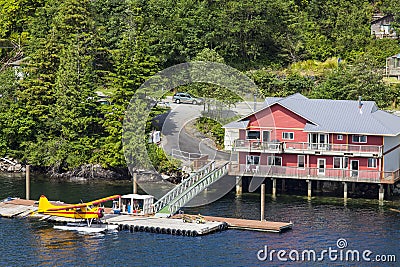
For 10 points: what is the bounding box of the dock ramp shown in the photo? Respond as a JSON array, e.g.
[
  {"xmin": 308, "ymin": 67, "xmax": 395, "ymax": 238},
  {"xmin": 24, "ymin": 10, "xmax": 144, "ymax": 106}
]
[{"xmin": 153, "ymin": 161, "xmax": 229, "ymax": 217}]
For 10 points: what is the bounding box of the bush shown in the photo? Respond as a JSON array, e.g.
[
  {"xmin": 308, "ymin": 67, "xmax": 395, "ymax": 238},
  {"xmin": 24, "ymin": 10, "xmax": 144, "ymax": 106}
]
[{"xmin": 195, "ymin": 117, "xmax": 224, "ymax": 149}]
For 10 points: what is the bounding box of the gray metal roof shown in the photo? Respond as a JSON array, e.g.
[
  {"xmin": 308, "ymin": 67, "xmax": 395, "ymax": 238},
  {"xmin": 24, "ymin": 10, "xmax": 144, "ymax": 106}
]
[
  {"xmin": 233, "ymin": 94, "xmax": 400, "ymax": 136},
  {"xmin": 222, "ymin": 120, "xmax": 250, "ymax": 129}
]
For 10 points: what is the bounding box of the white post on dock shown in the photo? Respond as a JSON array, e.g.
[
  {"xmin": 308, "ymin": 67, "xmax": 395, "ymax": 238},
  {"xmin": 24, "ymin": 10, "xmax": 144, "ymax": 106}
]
[
  {"xmin": 271, "ymin": 178, "xmax": 276, "ymax": 198},
  {"xmin": 133, "ymin": 172, "xmax": 137, "ymax": 194},
  {"xmin": 378, "ymin": 184, "xmax": 384, "ymax": 205},
  {"xmin": 343, "ymin": 182, "xmax": 348, "ymax": 201},
  {"xmin": 26, "ymin": 165, "xmax": 30, "ymax": 200},
  {"xmin": 261, "ymin": 183, "xmax": 265, "ymax": 221},
  {"xmin": 236, "ymin": 176, "xmax": 242, "ymax": 195},
  {"xmin": 307, "ymin": 180, "xmax": 312, "ymax": 199}
]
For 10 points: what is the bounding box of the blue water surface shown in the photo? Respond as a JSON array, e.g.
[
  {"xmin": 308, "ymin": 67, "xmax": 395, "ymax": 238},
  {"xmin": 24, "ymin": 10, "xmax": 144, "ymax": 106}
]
[{"xmin": 0, "ymin": 174, "xmax": 399, "ymax": 266}]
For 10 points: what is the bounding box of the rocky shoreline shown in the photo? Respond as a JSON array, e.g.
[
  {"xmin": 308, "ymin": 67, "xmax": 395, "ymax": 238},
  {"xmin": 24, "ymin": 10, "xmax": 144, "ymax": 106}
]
[
  {"xmin": 47, "ymin": 164, "xmax": 131, "ymax": 180},
  {"xmin": 0, "ymin": 157, "xmax": 131, "ymax": 180}
]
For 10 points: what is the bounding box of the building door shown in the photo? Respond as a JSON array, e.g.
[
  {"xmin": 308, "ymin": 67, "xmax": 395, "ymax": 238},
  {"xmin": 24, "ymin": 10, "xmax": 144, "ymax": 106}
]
[
  {"xmin": 309, "ymin": 133, "xmax": 318, "ymax": 149},
  {"xmin": 308, "ymin": 133, "xmax": 329, "ymax": 150},
  {"xmin": 319, "ymin": 134, "xmax": 329, "ymax": 150},
  {"xmin": 351, "ymin": 160, "xmax": 359, "ymax": 177},
  {"xmin": 317, "ymin": 158, "xmax": 326, "ymax": 175},
  {"xmin": 262, "ymin": 130, "xmax": 271, "ymax": 143}
]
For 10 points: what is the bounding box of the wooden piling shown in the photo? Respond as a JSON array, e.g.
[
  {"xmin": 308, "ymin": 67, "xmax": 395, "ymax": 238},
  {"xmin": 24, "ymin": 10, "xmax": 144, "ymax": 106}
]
[
  {"xmin": 281, "ymin": 179, "xmax": 286, "ymax": 193},
  {"xmin": 133, "ymin": 172, "xmax": 137, "ymax": 194},
  {"xmin": 26, "ymin": 165, "xmax": 30, "ymax": 200},
  {"xmin": 272, "ymin": 178, "xmax": 276, "ymax": 198},
  {"xmin": 307, "ymin": 180, "xmax": 312, "ymax": 198},
  {"xmin": 379, "ymin": 184, "xmax": 384, "ymax": 204},
  {"xmin": 261, "ymin": 183, "xmax": 265, "ymax": 221},
  {"xmin": 343, "ymin": 182, "xmax": 348, "ymax": 201},
  {"xmin": 236, "ymin": 176, "xmax": 242, "ymax": 195}
]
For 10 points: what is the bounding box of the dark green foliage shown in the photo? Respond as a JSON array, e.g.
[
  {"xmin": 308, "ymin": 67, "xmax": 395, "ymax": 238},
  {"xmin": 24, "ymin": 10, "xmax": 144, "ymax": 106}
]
[
  {"xmin": 0, "ymin": 0, "xmax": 400, "ymax": 173},
  {"xmin": 195, "ymin": 117, "xmax": 224, "ymax": 149},
  {"xmin": 146, "ymin": 143, "xmax": 181, "ymax": 174},
  {"xmin": 249, "ymin": 70, "xmax": 315, "ymax": 97},
  {"xmin": 310, "ymin": 62, "xmax": 393, "ymax": 108}
]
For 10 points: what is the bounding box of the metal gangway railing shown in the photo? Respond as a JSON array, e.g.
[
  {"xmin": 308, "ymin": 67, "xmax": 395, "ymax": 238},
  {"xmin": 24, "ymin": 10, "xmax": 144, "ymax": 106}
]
[
  {"xmin": 153, "ymin": 161, "xmax": 215, "ymax": 214},
  {"xmin": 153, "ymin": 161, "xmax": 229, "ymax": 217},
  {"xmin": 166, "ymin": 162, "xmax": 229, "ymax": 216}
]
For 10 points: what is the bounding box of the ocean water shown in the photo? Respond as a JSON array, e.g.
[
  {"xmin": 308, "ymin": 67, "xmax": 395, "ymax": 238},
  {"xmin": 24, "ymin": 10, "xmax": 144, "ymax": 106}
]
[{"xmin": 0, "ymin": 174, "xmax": 399, "ymax": 266}]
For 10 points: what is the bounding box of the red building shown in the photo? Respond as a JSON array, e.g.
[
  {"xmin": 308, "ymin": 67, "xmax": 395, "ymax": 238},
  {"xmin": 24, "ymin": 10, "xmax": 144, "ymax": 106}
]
[{"xmin": 224, "ymin": 94, "xmax": 400, "ymax": 199}]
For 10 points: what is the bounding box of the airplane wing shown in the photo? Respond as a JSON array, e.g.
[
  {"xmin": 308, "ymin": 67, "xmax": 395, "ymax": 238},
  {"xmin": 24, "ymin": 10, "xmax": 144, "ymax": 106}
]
[
  {"xmin": 89, "ymin": 195, "xmax": 121, "ymax": 205},
  {"xmin": 46, "ymin": 195, "xmax": 120, "ymax": 211},
  {"xmin": 46, "ymin": 203, "xmax": 88, "ymax": 211}
]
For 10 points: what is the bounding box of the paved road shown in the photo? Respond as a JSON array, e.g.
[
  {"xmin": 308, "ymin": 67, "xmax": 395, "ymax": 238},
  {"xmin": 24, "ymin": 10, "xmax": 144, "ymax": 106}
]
[{"xmin": 156, "ymin": 99, "xmax": 265, "ymax": 163}]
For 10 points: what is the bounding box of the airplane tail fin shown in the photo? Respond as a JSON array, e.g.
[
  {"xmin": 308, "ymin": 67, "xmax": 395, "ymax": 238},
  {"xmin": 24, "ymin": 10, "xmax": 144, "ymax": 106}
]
[{"xmin": 38, "ymin": 195, "xmax": 54, "ymax": 212}]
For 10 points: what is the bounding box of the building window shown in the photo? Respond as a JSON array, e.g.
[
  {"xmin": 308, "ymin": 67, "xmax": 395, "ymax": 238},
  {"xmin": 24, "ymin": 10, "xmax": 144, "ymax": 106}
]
[
  {"xmin": 246, "ymin": 131, "xmax": 260, "ymax": 140},
  {"xmin": 298, "ymin": 155, "xmax": 305, "ymax": 169},
  {"xmin": 352, "ymin": 135, "xmax": 367, "ymax": 143},
  {"xmin": 268, "ymin": 156, "xmax": 282, "ymax": 166},
  {"xmin": 337, "ymin": 135, "xmax": 343, "ymax": 141},
  {"xmin": 333, "ymin": 157, "xmax": 348, "ymax": 169},
  {"xmin": 282, "ymin": 132, "xmax": 294, "ymax": 140},
  {"xmin": 368, "ymin": 158, "xmax": 377, "ymax": 168},
  {"xmin": 246, "ymin": 155, "xmax": 260, "ymax": 165}
]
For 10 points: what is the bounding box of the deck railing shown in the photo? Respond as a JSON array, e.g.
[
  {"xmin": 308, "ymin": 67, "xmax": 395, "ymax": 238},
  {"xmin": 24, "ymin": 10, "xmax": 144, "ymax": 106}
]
[
  {"xmin": 232, "ymin": 139, "xmax": 382, "ymax": 156},
  {"xmin": 233, "ymin": 140, "xmax": 282, "ymax": 153},
  {"xmin": 283, "ymin": 142, "xmax": 382, "ymax": 155},
  {"xmin": 229, "ymin": 163, "xmax": 399, "ymax": 184}
]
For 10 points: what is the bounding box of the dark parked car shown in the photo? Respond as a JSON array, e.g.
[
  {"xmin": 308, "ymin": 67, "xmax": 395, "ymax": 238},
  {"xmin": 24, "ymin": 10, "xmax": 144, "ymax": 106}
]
[{"xmin": 173, "ymin": 92, "xmax": 203, "ymax": 104}]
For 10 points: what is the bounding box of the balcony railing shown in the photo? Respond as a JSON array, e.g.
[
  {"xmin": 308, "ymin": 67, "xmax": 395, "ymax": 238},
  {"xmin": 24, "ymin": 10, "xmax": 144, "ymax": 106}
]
[
  {"xmin": 283, "ymin": 142, "xmax": 383, "ymax": 156},
  {"xmin": 233, "ymin": 140, "xmax": 282, "ymax": 153},
  {"xmin": 229, "ymin": 163, "xmax": 399, "ymax": 184},
  {"xmin": 232, "ymin": 139, "xmax": 383, "ymax": 157}
]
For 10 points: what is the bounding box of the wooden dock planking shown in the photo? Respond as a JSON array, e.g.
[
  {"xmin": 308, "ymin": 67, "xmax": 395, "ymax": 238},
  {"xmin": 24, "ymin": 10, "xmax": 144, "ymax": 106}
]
[
  {"xmin": 0, "ymin": 203, "xmax": 34, "ymax": 218},
  {"xmin": 203, "ymin": 216, "xmax": 292, "ymax": 232},
  {"xmin": 173, "ymin": 215, "xmax": 292, "ymax": 233}
]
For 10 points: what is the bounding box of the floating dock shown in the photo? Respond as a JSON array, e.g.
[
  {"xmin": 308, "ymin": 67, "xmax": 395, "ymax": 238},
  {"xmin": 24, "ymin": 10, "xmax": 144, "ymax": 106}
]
[
  {"xmin": 106, "ymin": 215, "xmax": 226, "ymax": 236},
  {"xmin": 0, "ymin": 198, "xmax": 292, "ymax": 236},
  {"xmin": 202, "ymin": 216, "xmax": 292, "ymax": 233},
  {"xmin": 172, "ymin": 214, "xmax": 292, "ymax": 233}
]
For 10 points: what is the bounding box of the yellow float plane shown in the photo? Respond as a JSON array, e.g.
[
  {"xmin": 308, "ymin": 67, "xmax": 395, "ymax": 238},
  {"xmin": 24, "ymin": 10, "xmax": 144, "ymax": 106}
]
[{"xmin": 38, "ymin": 195, "xmax": 121, "ymax": 227}]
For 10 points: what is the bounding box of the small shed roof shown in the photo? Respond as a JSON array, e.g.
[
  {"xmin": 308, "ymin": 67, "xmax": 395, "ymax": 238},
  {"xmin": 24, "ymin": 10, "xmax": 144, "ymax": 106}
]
[
  {"xmin": 222, "ymin": 120, "xmax": 250, "ymax": 129},
  {"xmin": 121, "ymin": 194, "xmax": 154, "ymax": 200}
]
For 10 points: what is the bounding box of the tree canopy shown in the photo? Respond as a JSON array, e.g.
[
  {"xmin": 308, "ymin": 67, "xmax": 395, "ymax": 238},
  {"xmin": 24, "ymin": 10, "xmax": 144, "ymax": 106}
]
[{"xmin": 0, "ymin": 0, "xmax": 399, "ymax": 171}]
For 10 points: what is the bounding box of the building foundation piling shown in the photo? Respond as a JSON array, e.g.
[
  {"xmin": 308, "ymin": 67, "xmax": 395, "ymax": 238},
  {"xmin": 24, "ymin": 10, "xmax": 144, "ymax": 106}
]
[
  {"xmin": 281, "ymin": 179, "xmax": 286, "ymax": 193},
  {"xmin": 272, "ymin": 178, "xmax": 276, "ymax": 198},
  {"xmin": 236, "ymin": 176, "xmax": 242, "ymax": 196},
  {"xmin": 379, "ymin": 184, "xmax": 385, "ymax": 204},
  {"xmin": 307, "ymin": 180, "xmax": 312, "ymax": 198},
  {"xmin": 316, "ymin": 181, "xmax": 321, "ymax": 192}
]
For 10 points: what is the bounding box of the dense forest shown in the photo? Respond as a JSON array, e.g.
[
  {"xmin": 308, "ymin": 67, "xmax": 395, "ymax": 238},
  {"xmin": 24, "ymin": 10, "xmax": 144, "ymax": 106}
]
[{"xmin": 0, "ymin": 0, "xmax": 400, "ymax": 173}]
